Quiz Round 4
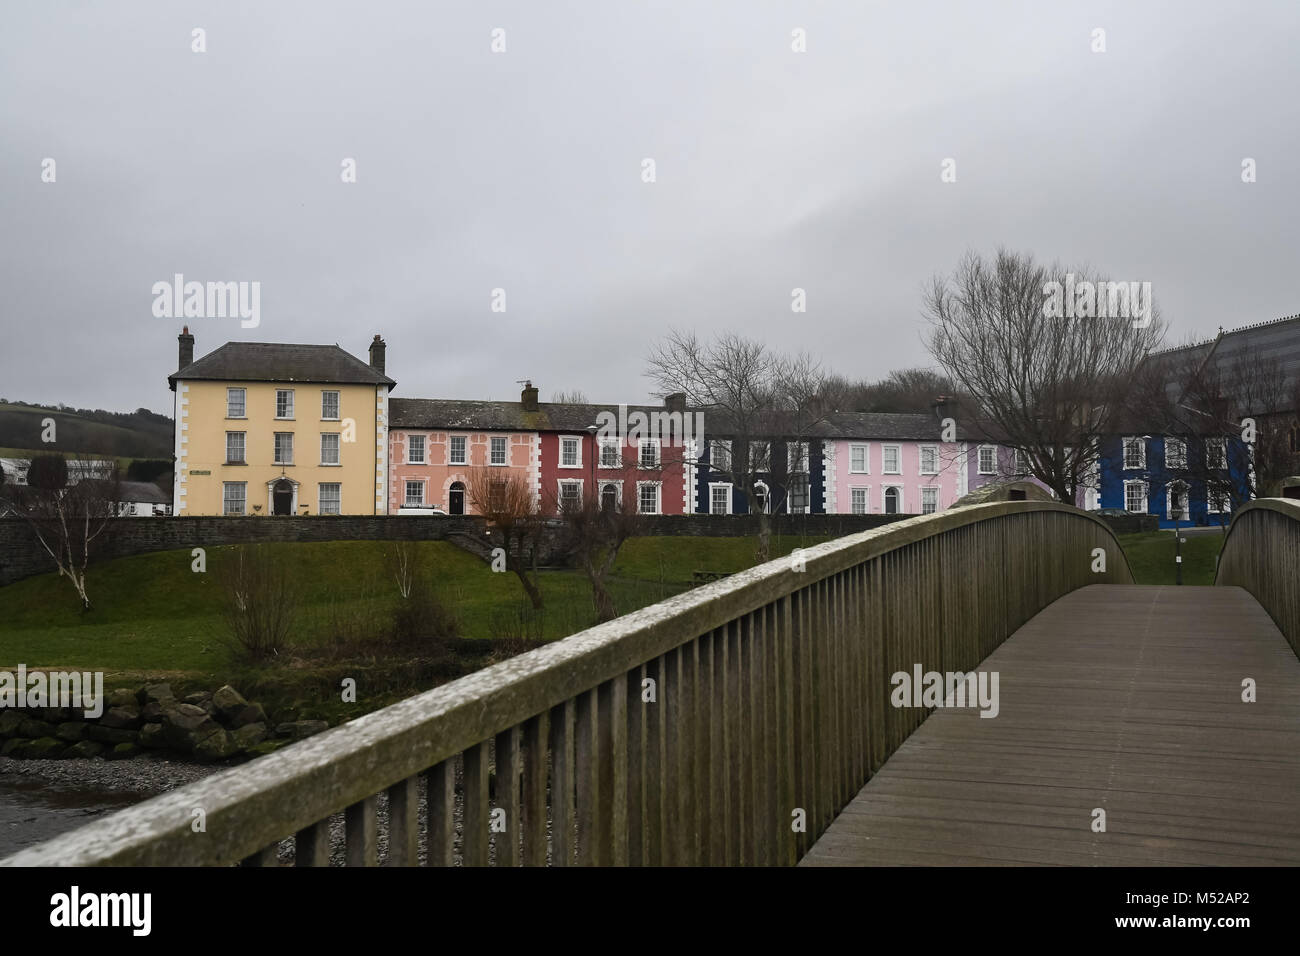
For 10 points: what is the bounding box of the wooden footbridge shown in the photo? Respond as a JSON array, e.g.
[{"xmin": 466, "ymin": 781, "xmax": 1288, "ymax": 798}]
[{"xmin": 6, "ymin": 500, "xmax": 1299, "ymax": 867}]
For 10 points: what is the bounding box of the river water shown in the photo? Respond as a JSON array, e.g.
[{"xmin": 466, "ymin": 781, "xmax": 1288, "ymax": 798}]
[{"xmin": 0, "ymin": 774, "xmax": 146, "ymax": 856}]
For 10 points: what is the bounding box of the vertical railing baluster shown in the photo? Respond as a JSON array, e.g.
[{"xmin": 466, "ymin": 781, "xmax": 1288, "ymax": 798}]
[
  {"xmin": 344, "ymin": 796, "xmax": 377, "ymax": 867},
  {"xmin": 550, "ymin": 699, "xmax": 576, "ymax": 867},
  {"xmin": 295, "ymin": 819, "xmax": 330, "ymax": 867},
  {"xmin": 597, "ymin": 677, "xmax": 629, "ymax": 865},
  {"xmin": 708, "ymin": 631, "xmax": 727, "ymax": 865},
  {"xmin": 462, "ymin": 742, "xmax": 490, "ymax": 866},
  {"xmin": 575, "ymin": 689, "xmax": 600, "ymax": 865},
  {"xmin": 426, "ymin": 760, "xmax": 455, "ymax": 867},
  {"xmin": 386, "ymin": 776, "xmax": 418, "ymax": 866},
  {"xmin": 495, "ymin": 727, "xmax": 521, "ymax": 867},
  {"xmin": 522, "ymin": 712, "xmax": 550, "ymax": 867}
]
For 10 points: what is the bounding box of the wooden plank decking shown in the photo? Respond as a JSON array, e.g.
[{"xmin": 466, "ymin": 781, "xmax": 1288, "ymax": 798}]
[{"xmin": 801, "ymin": 585, "xmax": 1300, "ymax": 866}]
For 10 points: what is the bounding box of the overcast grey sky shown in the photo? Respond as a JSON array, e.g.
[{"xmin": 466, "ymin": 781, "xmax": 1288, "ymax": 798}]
[{"xmin": 2, "ymin": 0, "xmax": 1298, "ymax": 415}]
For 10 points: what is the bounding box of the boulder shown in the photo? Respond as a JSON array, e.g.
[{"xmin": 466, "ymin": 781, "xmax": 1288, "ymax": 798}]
[
  {"xmin": 42, "ymin": 706, "xmax": 75, "ymax": 722},
  {"xmin": 1, "ymin": 738, "xmax": 27, "ymax": 756},
  {"xmin": 138, "ymin": 683, "xmax": 174, "ymax": 706},
  {"xmin": 138, "ymin": 723, "xmax": 168, "ymax": 748},
  {"xmin": 0, "ymin": 712, "xmax": 24, "ymax": 737},
  {"xmin": 227, "ymin": 702, "xmax": 268, "ymax": 730},
  {"xmin": 140, "ymin": 702, "xmax": 166, "ymax": 722},
  {"xmin": 17, "ymin": 718, "xmax": 55, "ymax": 739},
  {"xmin": 162, "ymin": 705, "xmax": 224, "ymax": 753},
  {"xmin": 23, "ymin": 737, "xmax": 65, "ymax": 759},
  {"xmin": 182, "ymin": 691, "xmax": 213, "ymax": 706},
  {"xmin": 55, "ymin": 722, "xmax": 89, "ymax": 742},
  {"xmin": 106, "ymin": 688, "xmax": 138, "ymax": 709},
  {"xmin": 86, "ymin": 726, "xmax": 139, "ymax": 745},
  {"xmin": 231, "ymin": 722, "xmax": 267, "ymax": 750},
  {"xmin": 244, "ymin": 739, "xmax": 290, "ymax": 758},
  {"xmin": 275, "ymin": 720, "xmax": 329, "ymax": 741},
  {"xmin": 63, "ymin": 740, "xmax": 106, "ymax": 759},
  {"xmin": 100, "ymin": 706, "xmax": 142, "ymax": 730},
  {"xmin": 193, "ymin": 728, "xmax": 239, "ymax": 763},
  {"xmin": 108, "ymin": 742, "xmax": 141, "ymax": 760},
  {"xmin": 212, "ymin": 685, "xmax": 249, "ymax": 722}
]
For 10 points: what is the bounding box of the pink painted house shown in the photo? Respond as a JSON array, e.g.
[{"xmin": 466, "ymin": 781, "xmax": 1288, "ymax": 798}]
[
  {"xmin": 824, "ymin": 414, "xmax": 964, "ymax": 515},
  {"xmin": 387, "ymin": 399, "xmax": 538, "ymax": 514}
]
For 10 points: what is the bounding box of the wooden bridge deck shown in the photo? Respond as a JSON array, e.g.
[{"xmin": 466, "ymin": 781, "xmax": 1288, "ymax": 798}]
[{"xmin": 801, "ymin": 585, "xmax": 1300, "ymax": 866}]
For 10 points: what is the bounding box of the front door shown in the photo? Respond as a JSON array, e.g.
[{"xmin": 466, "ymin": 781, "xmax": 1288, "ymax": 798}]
[
  {"xmin": 449, "ymin": 482, "xmax": 465, "ymax": 515},
  {"xmin": 273, "ymin": 479, "xmax": 293, "ymax": 516}
]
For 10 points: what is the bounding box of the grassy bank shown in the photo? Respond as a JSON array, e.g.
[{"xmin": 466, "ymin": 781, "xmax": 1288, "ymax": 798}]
[{"xmin": 1113, "ymin": 531, "xmax": 1225, "ymax": 586}]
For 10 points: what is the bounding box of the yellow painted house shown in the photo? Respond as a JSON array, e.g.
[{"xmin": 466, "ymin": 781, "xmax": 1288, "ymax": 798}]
[{"xmin": 167, "ymin": 328, "xmax": 396, "ymax": 516}]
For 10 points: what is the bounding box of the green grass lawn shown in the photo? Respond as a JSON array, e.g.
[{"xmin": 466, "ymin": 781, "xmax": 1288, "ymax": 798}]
[{"xmin": 1114, "ymin": 531, "xmax": 1226, "ymax": 586}]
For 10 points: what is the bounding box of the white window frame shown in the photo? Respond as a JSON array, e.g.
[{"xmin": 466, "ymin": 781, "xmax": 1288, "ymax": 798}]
[
  {"xmin": 751, "ymin": 480, "xmax": 770, "ymax": 515},
  {"xmin": 1166, "ymin": 437, "xmax": 1187, "ymax": 470},
  {"xmin": 1123, "ymin": 437, "xmax": 1146, "ymax": 470},
  {"xmin": 407, "ymin": 434, "xmax": 426, "ymax": 465},
  {"xmin": 559, "ymin": 436, "xmax": 582, "ymax": 469},
  {"xmin": 882, "ymin": 484, "xmax": 904, "ymax": 514},
  {"xmin": 920, "ymin": 485, "xmax": 939, "ymax": 515},
  {"xmin": 1165, "ymin": 480, "xmax": 1189, "ymax": 520},
  {"xmin": 448, "ymin": 435, "xmax": 468, "ymax": 466},
  {"xmin": 274, "ymin": 431, "xmax": 294, "ymax": 466},
  {"xmin": 1014, "ymin": 448, "xmax": 1029, "ymax": 476},
  {"xmin": 1207, "ymin": 485, "xmax": 1229, "ymax": 514},
  {"xmin": 708, "ymin": 482, "xmax": 733, "ymax": 515},
  {"xmin": 1206, "ymin": 438, "xmax": 1226, "ymax": 470},
  {"xmin": 318, "ymin": 482, "xmax": 341, "ymax": 515},
  {"xmin": 404, "ymin": 480, "xmax": 426, "ymax": 507},
  {"xmin": 849, "ymin": 443, "xmax": 869, "ymax": 474},
  {"xmin": 222, "ymin": 481, "xmax": 247, "ymax": 516},
  {"xmin": 226, "ymin": 387, "xmax": 246, "ymax": 419},
  {"xmin": 787, "ymin": 472, "xmax": 811, "ymax": 514},
  {"xmin": 883, "ymin": 445, "xmax": 901, "ymax": 475},
  {"xmin": 321, "ymin": 390, "xmax": 340, "ymax": 421},
  {"xmin": 490, "ymin": 435, "xmax": 509, "ymax": 467},
  {"xmin": 787, "ymin": 441, "xmax": 809, "ymax": 474},
  {"xmin": 977, "ymin": 445, "xmax": 996, "ymax": 475},
  {"xmin": 709, "ymin": 439, "xmax": 732, "ymax": 473},
  {"xmin": 1124, "ymin": 479, "xmax": 1148, "ymax": 514},
  {"xmin": 557, "ymin": 478, "xmax": 583, "ymax": 509},
  {"xmin": 320, "ymin": 432, "xmax": 341, "ymax": 466},
  {"xmin": 918, "ymin": 444, "xmax": 938, "ymax": 475},
  {"xmin": 638, "ymin": 438, "xmax": 661, "ymax": 469},
  {"xmin": 850, "ymin": 485, "xmax": 870, "ymax": 515},
  {"xmin": 275, "ymin": 389, "xmax": 295, "ymax": 420},
  {"xmin": 599, "ymin": 438, "xmax": 621, "ymax": 469},
  {"xmin": 225, "ymin": 431, "xmax": 246, "ymax": 465},
  {"xmin": 749, "ymin": 441, "xmax": 770, "ymax": 472},
  {"xmin": 637, "ymin": 480, "xmax": 662, "ymax": 514}
]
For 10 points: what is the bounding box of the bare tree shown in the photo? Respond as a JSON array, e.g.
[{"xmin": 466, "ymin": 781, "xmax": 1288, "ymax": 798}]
[
  {"xmin": 550, "ymin": 389, "xmax": 589, "ymax": 404},
  {"xmin": 3, "ymin": 454, "xmax": 119, "ymax": 610},
  {"xmin": 385, "ymin": 540, "xmax": 421, "ymax": 599},
  {"xmin": 924, "ymin": 248, "xmax": 1166, "ymax": 503},
  {"xmin": 219, "ymin": 544, "xmax": 298, "ymax": 660},
  {"xmin": 645, "ymin": 330, "xmax": 828, "ymax": 560},
  {"xmin": 558, "ymin": 474, "xmax": 645, "ymax": 623},
  {"xmin": 464, "ymin": 468, "xmax": 546, "ymax": 610},
  {"xmin": 821, "ymin": 368, "xmax": 961, "ymax": 414}
]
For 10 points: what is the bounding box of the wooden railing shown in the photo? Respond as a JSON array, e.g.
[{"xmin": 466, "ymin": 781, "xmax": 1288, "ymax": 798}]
[
  {"xmin": 2, "ymin": 501, "xmax": 1133, "ymax": 867},
  {"xmin": 1215, "ymin": 498, "xmax": 1300, "ymax": 658}
]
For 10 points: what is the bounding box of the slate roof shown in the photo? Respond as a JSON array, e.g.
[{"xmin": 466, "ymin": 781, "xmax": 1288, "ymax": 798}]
[
  {"xmin": 390, "ymin": 399, "xmax": 985, "ymax": 442},
  {"xmin": 169, "ymin": 343, "xmax": 395, "ymax": 389},
  {"xmin": 1144, "ymin": 313, "xmax": 1300, "ymax": 411}
]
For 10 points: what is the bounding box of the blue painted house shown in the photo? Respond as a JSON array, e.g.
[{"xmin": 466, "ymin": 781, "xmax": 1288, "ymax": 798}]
[{"xmin": 1096, "ymin": 432, "xmax": 1250, "ymax": 528}]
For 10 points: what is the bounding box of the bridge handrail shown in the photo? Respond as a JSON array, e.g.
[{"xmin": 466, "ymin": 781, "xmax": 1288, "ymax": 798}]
[
  {"xmin": 1214, "ymin": 497, "xmax": 1300, "ymax": 657},
  {"xmin": 2, "ymin": 501, "xmax": 1132, "ymax": 867}
]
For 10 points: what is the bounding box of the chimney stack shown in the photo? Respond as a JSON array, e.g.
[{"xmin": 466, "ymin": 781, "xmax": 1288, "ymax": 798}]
[
  {"xmin": 369, "ymin": 334, "xmax": 386, "ymax": 374},
  {"xmin": 664, "ymin": 392, "xmax": 686, "ymax": 413},
  {"xmin": 521, "ymin": 380, "xmax": 540, "ymax": 411},
  {"xmin": 178, "ymin": 326, "xmax": 195, "ymax": 369},
  {"xmin": 931, "ymin": 395, "xmax": 951, "ymax": 421}
]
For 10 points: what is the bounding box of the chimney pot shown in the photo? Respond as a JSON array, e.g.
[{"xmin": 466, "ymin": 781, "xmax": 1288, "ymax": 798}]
[
  {"xmin": 369, "ymin": 334, "xmax": 386, "ymax": 374},
  {"xmin": 178, "ymin": 327, "xmax": 195, "ymax": 369}
]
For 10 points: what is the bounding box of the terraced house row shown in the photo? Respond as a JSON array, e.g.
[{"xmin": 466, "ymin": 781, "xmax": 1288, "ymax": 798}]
[{"xmin": 167, "ymin": 330, "xmax": 1250, "ymax": 522}]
